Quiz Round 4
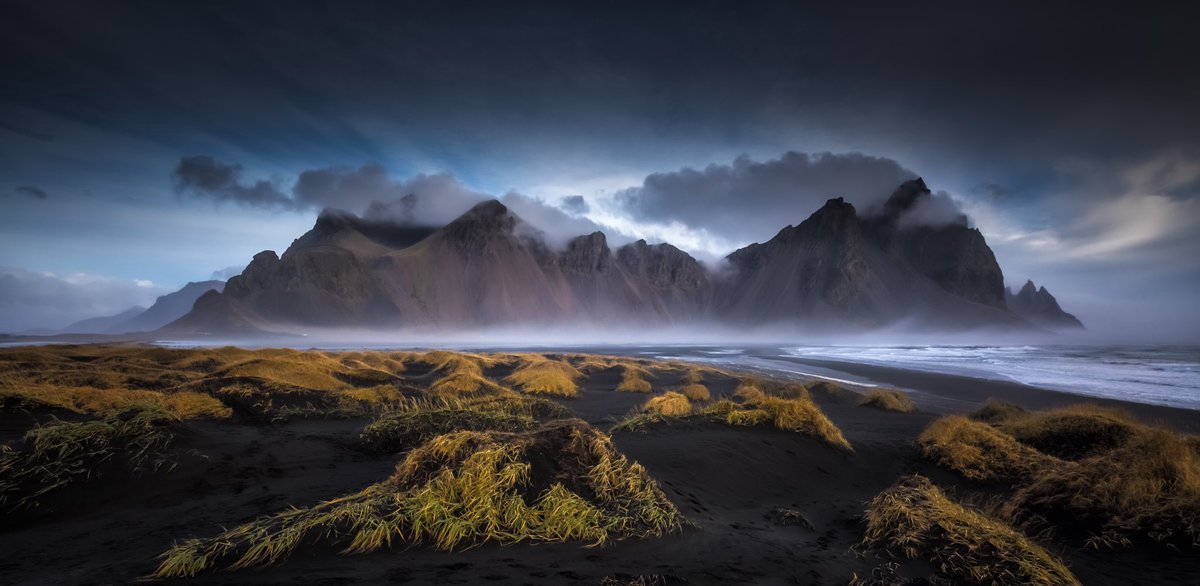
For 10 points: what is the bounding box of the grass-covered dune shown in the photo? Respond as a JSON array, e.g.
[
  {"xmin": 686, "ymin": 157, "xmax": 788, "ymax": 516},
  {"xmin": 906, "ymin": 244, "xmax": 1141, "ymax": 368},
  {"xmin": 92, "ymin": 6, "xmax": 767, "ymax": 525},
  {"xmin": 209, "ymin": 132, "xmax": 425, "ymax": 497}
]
[{"xmin": 1, "ymin": 344, "xmax": 1197, "ymax": 585}]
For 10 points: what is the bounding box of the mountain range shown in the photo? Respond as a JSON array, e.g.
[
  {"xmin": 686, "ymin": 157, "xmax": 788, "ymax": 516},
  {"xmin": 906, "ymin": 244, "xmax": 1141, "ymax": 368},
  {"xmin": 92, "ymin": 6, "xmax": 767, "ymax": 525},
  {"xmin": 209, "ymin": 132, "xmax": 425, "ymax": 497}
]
[
  {"xmin": 162, "ymin": 179, "xmax": 1082, "ymax": 336},
  {"xmin": 64, "ymin": 280, "xmax": 224, "ymax": 334}
]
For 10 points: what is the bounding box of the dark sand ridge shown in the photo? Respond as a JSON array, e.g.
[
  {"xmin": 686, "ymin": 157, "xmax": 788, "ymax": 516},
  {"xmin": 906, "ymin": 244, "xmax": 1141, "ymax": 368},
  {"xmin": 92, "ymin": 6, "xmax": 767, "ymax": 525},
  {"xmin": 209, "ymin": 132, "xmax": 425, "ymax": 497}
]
[{"xmin": 1, "ymin": 351, "xmax": 1198, "ymax": 585}]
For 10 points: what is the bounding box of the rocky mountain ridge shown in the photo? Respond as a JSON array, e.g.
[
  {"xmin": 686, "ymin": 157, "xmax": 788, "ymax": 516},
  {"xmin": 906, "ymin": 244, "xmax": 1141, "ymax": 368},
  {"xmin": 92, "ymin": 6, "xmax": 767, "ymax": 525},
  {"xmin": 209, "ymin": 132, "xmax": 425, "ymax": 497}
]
[{"xmin": 163, "ymin": 179, "xmax": 1081, "ymax": 335}]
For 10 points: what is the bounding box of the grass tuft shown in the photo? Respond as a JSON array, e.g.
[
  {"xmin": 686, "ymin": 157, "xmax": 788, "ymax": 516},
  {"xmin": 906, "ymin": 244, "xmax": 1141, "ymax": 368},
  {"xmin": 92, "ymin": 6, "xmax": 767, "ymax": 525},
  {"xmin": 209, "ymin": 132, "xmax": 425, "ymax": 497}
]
[
  {"xmin": 918, "ymin": 416, "xmax": 1053, "ymax": 482},
  {"xmin": 857, "ymin": 389, "xmax": 916, "ymax": 413},
  {"xmin": 154, "ymin": 420, "xmax": 682, "ymax": 577},
  {"xmin": 0, "ymin": 408, "xmax": 177, "ymax": 511},
  {"xmin": 860, "ymin": 475, "xmax": 1080, "ymax": 585},
  {"xmin": 640, "ymin": 392, "xmax": 692, "ymax": 417},
  {"xmin": 504, "ymin": 355, "xmax": 582, "ymax": 398}
]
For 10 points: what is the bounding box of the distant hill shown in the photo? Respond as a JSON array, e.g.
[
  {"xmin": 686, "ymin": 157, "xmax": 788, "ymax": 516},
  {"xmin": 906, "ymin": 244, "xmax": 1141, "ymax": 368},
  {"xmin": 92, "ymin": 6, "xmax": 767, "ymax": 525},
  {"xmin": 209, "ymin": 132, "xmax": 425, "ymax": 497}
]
[
  {"xmin": 164, "ymin": 179, "xmax": 1079, "ymax": 335},
  {"xmin": 61, "ymin": 306, "xmax": 146, "ymax": 334},
  {"xmin": 62, "ymin": 280, "xmax": 225, "ymax": 334}
]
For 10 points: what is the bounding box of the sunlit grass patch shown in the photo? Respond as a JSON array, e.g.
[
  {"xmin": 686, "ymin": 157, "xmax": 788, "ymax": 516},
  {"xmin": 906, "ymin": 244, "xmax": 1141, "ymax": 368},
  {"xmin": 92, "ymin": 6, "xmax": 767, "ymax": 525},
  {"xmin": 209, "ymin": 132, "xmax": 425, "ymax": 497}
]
[
  {"xmin": 641, "ymin": 392, "xmax": 692, "ymax": 417},
  {"xmin": 0, "ymin": 408, "xmax": 177, "ymax": 512},
  {"xmin": 416, "ymin": 352, "xmax": 506, "ymax": 396},
  {"xmin": 154, "ymin": 420, "xmax": 682, "ymax": 577},
  {"xmin": 1, "ymin": 382, "xmax": 232, "ymax": 419},
  {"xmin": 857, "ymin": 389, "xmax": 916, "ymax": 413},
  {"xmin": 860, "ymin": 475, "xmax": 1079, "ymax": 586},
  {"xmin": 616, "ymin": 364, "xmax": 654, "ymax": 393},
  {"xmin": 711, "ymin": 393, "xmax": 851, "ymax": 452},
  {"xmin": 676, "ymin": 383, "xmax": 710, "ymax": 402},
  {"xmin": 918, "ymin": 416, "xmax": 1054, "ymax": 482},
  {"xmin": 505, "ymin": 355, "xmax": 582, "ymax": 397}
]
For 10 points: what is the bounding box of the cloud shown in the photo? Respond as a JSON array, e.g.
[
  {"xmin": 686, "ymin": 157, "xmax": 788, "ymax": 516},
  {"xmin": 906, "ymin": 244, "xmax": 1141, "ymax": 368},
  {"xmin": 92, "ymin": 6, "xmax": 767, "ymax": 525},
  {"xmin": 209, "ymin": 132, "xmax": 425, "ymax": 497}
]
[
  {"xmin": 172, "ymin": 155, "xmax": 292, "ymax": 208},
  {"xmin": 14, "ymin": 185, "xmax": 48, "ymax": 199},
  {"xmin": 560, "ymin": 195, "xmax": 589, "ymax": 214},
  {"xmin": 209, "ymin": 265, "xmax": 244, "ymax": 280},
  {"xmin": 613, "ymin": 151, "xmax": 917, "ymax": 245},
  {"xmin": 895, "ymin": 189, "xmax": 968, "ymax": 229},
  {"xmin": 173, "ymin": 155, "xmax": 611, "ymax": 247},
  {"xmin": 0, "ymin": 267, "xmax": 168, "ymax": 332}
]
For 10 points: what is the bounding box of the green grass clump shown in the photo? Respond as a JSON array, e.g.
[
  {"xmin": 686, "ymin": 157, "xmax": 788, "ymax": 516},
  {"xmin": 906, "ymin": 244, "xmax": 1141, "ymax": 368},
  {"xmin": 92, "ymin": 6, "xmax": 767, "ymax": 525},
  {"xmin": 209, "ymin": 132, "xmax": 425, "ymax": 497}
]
[
  {"xmin": 154, "ymin": 420, "xmax": 682, "ymax": 577},
  {"xmin": 918, "ymin": 416, "xmax": 1054, "ymax": 482},
  {"xmin": 857, "ymin": 389, "xmax": 916, "ymax": 413},
  {"xmin": 360, "ymin": 409, "xmax": 534, "ymax": 453},
  {"xmin": 504, "ymin": 355, "xmax": 582, "ymax": 397},
  {"xmin": 0, "ymin": 408, "xmax": 176, "ymax": 512},
  {"xmin": 860, "ymin": 475, "xmax": 1080, "ymax": 586}
]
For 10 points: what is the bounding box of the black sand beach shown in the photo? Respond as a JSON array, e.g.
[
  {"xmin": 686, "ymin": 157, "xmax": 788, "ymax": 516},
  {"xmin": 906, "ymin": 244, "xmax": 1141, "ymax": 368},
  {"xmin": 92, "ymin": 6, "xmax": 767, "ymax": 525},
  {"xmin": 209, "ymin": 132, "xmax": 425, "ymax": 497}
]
[{"xmin": 0, "ymin": 347, "xmax": 1197, "ymax": 585}]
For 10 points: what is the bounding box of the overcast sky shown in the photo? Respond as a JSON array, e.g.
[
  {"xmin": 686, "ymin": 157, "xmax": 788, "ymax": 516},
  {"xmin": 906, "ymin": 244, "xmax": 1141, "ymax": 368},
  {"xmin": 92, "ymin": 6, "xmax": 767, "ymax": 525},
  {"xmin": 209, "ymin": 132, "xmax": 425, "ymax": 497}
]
[{"xmin": 2, "ymin": 1, "xmax": 1198, "ymax": 336}]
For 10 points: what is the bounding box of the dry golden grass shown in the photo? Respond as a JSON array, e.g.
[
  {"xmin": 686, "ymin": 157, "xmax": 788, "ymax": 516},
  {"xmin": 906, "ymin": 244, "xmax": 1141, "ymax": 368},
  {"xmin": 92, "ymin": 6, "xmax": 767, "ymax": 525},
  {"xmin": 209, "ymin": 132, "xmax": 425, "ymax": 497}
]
[
  {"xmin": 676, "ymin": 383, "xmax": 710, "ymax": 402},
  {"xmin": 0, "ymin": 408, "xmax": 177, "ymax": 512},
  {"xmin": 996, "ymin": 404, "xmax": 1138, "ymax": 460},
  {"xmin": 1004, "ymin": 426, "xmax": 1200, "ymax": 549},
  {"xmin": 857, "ymin": 389, "xmax": 916, "ymax": 413},
  {"xmin": 504, "ymin": 355, "xmax": 582, "ymax": 397},
  {"xmin": 641, "ymin": 392, "xmax": 692, "ymax": 417},
  {"xmin": 154, "ymin": 420, "xmax": 682, "ymax": 577},
  {"xmin": 710, "ymin": 392, "xmax": 851, "ymax": 452},
  {"xmin": 969, "ymin": 400, "xmax": 1027, "ymax": 424},
  {"xmin": 732, "ymin": 382, "xmax": 766, "ymax": 404},
  {"xmin": 923, "ymin": 405, "xmax": 1200, "ymax": 549},
  {"xmin": 616, "ymin": 365, "xmax": 654, "ymax": 393},
  {"xmin": 918, "ymin": 416, "xmax": 1054, "ymax": 482},
  {"xmin": 1, "ymin": 384, "xmax": 231, "ymax": 420},
  {"xmin": 860, "ymin": 475, "xmax": 1079, "ymax": 586}
]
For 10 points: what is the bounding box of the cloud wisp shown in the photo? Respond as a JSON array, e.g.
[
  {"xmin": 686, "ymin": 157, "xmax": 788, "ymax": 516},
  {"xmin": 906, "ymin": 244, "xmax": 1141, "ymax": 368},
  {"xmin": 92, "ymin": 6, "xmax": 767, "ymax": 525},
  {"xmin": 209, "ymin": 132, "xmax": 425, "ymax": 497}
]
[{"xmin": 0, "ymin": 267, "xmax": 167, "ymax": 332}]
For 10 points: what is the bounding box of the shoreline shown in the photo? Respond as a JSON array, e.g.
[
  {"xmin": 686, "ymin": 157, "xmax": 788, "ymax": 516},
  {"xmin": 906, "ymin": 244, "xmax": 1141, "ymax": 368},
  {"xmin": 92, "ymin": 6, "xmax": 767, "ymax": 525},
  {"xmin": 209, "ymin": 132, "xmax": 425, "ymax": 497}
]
[{"xmin": 777, "ymin": 355, "xmax": 1200, "ymax": 433}]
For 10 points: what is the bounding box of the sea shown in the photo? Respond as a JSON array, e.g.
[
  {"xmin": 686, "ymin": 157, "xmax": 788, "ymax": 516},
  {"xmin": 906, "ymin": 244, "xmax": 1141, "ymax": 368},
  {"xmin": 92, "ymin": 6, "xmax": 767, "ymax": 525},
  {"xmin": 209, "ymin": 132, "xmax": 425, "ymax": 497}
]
[{"xmin": 656, "ymin": 344, "xmax": 1200, "ymax": 411}]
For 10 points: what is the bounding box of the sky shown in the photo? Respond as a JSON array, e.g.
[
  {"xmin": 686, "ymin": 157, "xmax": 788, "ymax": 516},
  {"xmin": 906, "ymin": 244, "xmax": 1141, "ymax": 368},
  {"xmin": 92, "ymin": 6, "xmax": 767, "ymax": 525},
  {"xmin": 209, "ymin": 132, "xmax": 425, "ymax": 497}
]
[{"xmin": 1, "ymin": 0, "xmax": 1198, "ymax": 337}]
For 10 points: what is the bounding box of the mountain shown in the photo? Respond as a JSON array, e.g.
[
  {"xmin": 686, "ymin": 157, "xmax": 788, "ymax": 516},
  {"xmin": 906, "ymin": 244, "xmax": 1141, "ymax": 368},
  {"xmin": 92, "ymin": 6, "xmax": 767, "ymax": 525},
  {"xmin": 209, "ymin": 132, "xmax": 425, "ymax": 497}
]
[
  {"xmin": 120, "ymin": 280, "xmax": 226, "ymax": 332},
  {"xmin": 165, "ymin": 180, "xmax": 1074, "ymax": 335},
  {"xmin": 62, "ymin": 306, "xmax": 147, "ymax": 334},
  {"xmin": 1006, "ymin": 280, "xmax": 1084, "ymax": 329},
  {"xmin": 62, "ymin": 280, "xmax": 225, "ymax": 334},
  {"xmin": 717, "ymin": 190, "xmax": 1016, "ymax": 329},
  {"xmin": 169, "ymin": 202, "xmax": 710, "ymax": 333}
]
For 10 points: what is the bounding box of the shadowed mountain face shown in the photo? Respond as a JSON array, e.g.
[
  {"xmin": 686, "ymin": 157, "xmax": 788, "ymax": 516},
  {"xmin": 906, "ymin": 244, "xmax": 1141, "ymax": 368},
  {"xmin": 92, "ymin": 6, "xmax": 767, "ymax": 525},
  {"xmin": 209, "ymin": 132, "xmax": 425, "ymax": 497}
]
[
  {"xmin": 1007, "ymin": 280, "xmax": 1085, "ymax": 329},
  {"xmin": 166, "ymin": 180, "xmax": 1076, "ymax": 335}
]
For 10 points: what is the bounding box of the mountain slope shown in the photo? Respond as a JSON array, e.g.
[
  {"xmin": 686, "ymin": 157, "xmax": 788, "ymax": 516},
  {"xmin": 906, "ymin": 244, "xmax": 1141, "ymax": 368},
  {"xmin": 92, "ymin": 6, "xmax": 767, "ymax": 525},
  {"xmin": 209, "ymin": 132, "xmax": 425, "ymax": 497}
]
[
  {"xmin": 118, "ymin": 280, "xmax": 225, "ymax": 332},
  {"xmin": 167, "ymin": 180, "xmax": 1071, "ymax": 335},
  {"xmin": 62, "ymin": 306, "xmax": 147, "ymax": 334}
]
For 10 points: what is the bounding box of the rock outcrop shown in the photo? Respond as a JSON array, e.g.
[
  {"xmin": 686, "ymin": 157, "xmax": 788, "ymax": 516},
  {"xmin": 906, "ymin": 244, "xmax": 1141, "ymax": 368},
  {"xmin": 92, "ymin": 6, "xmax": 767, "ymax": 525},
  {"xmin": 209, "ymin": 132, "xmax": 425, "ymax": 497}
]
[{"xmin": 1006, "ymin": 280, "xmax": 1084, "ymax": 329}]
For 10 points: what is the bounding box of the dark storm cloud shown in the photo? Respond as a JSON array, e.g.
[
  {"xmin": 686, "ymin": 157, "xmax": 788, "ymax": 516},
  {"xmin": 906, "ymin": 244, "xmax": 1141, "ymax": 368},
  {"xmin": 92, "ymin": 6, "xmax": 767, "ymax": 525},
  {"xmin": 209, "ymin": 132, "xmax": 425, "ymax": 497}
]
[
  {"xmin": 4, "ymin": 1, "xmax": 1198, "ymax": 172},
  {"xmin": 172, "ymin": 156, "xmax": 292, "ymax": 208},
  {"xmin": 14, "ymin": 185, "xmax": 48, "ymax": 199},
  {"xmin": 614, "ymin": 152, "xmax": 920, "ymax": 243}
]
